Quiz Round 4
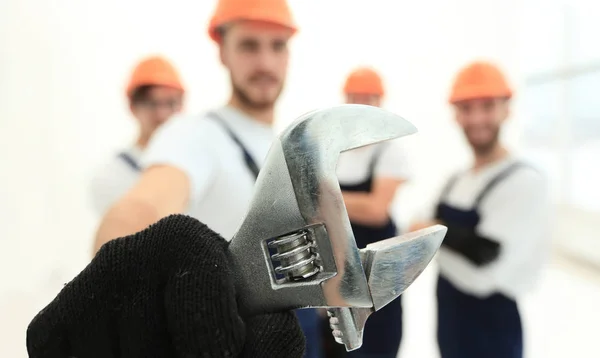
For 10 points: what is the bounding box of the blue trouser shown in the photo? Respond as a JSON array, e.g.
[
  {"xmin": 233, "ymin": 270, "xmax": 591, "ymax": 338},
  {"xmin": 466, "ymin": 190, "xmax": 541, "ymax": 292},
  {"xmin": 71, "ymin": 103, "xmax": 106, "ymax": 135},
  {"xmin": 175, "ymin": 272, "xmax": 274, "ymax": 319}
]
[
  {"xmin": 437, "ymin": 275, "xmax": 523, "ymax": 358},
  {"xmin": 296, "ymin": 308, "xmax": 322, "ymax": 358}
]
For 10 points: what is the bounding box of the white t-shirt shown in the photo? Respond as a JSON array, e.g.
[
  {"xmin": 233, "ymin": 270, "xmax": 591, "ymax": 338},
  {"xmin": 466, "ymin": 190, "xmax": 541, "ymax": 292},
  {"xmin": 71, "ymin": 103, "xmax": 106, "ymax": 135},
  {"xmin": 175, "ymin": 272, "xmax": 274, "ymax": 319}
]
[
  {"xmin": 89, "ymin": 146, "xmax": 143, "ymax": 215},
  {"xmin": 336, "ymin": 140, "xmax": 412, "ymax": 186},
  {"xmin": 141, "ymin": 106, "xmax": 274, "ymax": 240},
  {"xmin": 436, "ymin": 156, "xmax": 551, "ymax": 299}
]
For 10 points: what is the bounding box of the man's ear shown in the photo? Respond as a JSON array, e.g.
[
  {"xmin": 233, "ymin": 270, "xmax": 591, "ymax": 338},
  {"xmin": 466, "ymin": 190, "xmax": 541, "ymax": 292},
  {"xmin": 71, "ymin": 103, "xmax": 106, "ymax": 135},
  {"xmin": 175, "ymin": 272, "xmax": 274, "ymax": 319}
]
[
  {"xmin": 129, "ymin": 101, "xmax": 143, "ymax": 122},
  {"xmin": 373, "ymin": 95, "xmax": 383, "ymax": 107},
  {"xmin": 129, "ymin": 101, "xmax": 136, "ymax": 115},
  {"xmin": 452, "ymin": 104, "xmax": 461, "ymax": 125},
  {"xmin": 219, "ymin": 43, "xmax": 226, "ymax": 66},
  {"xmin": 501, "ymin": 98, "xmax": 511, "ymax": 122}
]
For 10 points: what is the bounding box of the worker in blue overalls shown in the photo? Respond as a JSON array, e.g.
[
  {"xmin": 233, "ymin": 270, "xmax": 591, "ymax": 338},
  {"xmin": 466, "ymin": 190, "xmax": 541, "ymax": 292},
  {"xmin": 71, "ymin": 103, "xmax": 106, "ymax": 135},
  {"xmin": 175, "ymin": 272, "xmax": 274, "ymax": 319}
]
[
  {"xmin": 321, "ymin": 67, "xmax": 412, "ymax": 358},
  {"xmin": 91, "ymin": 2, "xmax": 323, "ymax": 357},
  {"xmin": 89, "ymin": 56, "xmax": 185, "ymax": 216},
  {"xmin": 410, "ymin": 61, "xmax": 551, "ymax": 358}
]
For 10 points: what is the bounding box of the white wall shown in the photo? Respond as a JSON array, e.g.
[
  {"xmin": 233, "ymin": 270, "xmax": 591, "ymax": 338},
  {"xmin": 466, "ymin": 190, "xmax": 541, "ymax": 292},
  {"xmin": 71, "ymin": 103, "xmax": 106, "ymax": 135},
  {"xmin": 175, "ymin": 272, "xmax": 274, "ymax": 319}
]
[{"xmin": 0, "ymin": 0, "xmax": 525, "ymax": 356}]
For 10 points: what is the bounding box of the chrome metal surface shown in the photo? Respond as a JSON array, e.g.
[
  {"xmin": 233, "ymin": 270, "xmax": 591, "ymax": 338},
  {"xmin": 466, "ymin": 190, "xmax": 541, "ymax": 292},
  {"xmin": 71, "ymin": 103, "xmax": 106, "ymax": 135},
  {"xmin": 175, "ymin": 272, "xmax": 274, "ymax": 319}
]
[
  {"xmin": 363, "ymin": 225, "xmax": 447, "ymax": 310},
  {"xmin": 327, "ymin": 307, "xmax": 372, "ymax": 350},
  {"xmin": 329, "ymin": 225, "xmax": 447, "ymax": 351},
  {"xmin": 226, "ymin": 104, "xmax": 446, "ymax": 351},
  {"xmin": 269, "ymin": 230, "xmax": 320, "ymax": 280},
  {"xmin": 228, "ymin": 104, "xmax": 418, "ymax": 315}
]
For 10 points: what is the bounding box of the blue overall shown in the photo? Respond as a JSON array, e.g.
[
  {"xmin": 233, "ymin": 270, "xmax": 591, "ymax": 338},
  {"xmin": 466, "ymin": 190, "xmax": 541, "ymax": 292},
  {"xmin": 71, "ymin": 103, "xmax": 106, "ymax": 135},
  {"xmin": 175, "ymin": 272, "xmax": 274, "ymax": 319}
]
[
  {"xmin": 118, "ymin": 151, "xmax": 142, "ymax": 172},
  {"xmin": 333, "ymin": 147, "xmax": 403, "ymax": 358},
  {"xmin": 210, "ymin": 112, "xmax": 322, "ymax": 358},
  {"xmin": 434, "ymin": 163, "xmax": 524, "ymax": 358}
]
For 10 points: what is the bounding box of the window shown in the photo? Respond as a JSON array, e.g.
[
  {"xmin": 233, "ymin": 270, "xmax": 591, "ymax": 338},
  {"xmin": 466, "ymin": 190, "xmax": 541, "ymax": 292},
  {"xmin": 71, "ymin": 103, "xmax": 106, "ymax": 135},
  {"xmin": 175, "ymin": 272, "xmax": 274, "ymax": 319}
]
[
  {"xmin": 567, "ymin": 70, "xmax": 600, "ymax": 141},
  {"xmin": 521, "ymin": 82, "xmax": 562, "ymax": 145},
  {"xmin": 518, "ymin": 4, "xmax": 565, "ymax": 75},
  {"xmin": 567, "ymin": 142, "xmax": 600, "ymax": 212},
  {"xmin": 565, "ymin": 70, "xmax": 600, "ymax": 212},
  {"xmin": 568, "ymin": 5, "xmax": 600, "ymax": 66},
  {"xmin": 521, "ymin": 2, "xmax": 600, "ymax": 214}
]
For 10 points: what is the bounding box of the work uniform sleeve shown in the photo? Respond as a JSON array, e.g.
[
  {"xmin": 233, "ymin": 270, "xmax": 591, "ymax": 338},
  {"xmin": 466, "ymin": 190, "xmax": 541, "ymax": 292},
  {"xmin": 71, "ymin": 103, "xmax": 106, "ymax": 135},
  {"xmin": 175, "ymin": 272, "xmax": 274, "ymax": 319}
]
[
  {"xmin": 477, "ymin": 168, "xmax": 552, "ymax": 294},
  {"xmin": 89, "ymin": 158, "xmax": 137, "ymax": 216},
  {"xmin": 374, "ymin": 139, "xmax": 413, "ymax": 181},
  {"xmin": 141, "ymin": 114, "xmax": 218, "ymax": 203}
]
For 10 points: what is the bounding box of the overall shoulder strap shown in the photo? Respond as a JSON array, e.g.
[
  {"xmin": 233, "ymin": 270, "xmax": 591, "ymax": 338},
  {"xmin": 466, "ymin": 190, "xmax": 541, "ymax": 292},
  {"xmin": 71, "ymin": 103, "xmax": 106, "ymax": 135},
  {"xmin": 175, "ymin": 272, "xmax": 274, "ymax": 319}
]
[
  {"xmin": 474, "ymin": 161, "xmax": 527, "ymax": 207},
  {"xmin": 438, "ymin": 172, "xmax": 461, "ymax": 203},
  {"xmin": 367, "ymin": 143, "xmax": 388, "ymax": 176},
  {"xmin": 207, "ymin": 111, "xmax": 260, "ymax": 180},
  {"xmin": 118, "ymin": 151, "xmax": 142, "ymax": 172}
]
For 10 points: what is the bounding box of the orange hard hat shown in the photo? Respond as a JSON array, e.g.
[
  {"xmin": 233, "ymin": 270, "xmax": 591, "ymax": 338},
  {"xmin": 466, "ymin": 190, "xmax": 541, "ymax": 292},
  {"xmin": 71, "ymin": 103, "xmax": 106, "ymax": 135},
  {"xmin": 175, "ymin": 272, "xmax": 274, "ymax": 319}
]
[
  {"xmin": 449, "ymin": 61, "xmax": 512, "ymax": 103},
  {"xmin": 343, "ymin": 67, "xmax": 385, "ymax": 96},
  {"xmin": 126, "ymin": 56, "xmax": 184, "ymax": 97},
  {"xmin": 207, "ymin": 0, "xmax": 297, "ymax": 43}
]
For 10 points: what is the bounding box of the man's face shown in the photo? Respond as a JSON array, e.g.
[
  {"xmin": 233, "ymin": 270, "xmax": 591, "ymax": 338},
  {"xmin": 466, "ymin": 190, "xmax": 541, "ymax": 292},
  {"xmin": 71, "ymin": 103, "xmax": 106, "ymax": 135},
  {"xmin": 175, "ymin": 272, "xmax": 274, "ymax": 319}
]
[
  {"xmin": 220, "ymin": 21, "xmax": 292, "ymax": 110},
  {"xmin": 454, "ymin": 97, "xmax": 509, "ymax": 155},
  {"xmin": 345, "ymin": 93, "xmax": 382, "ymax": 107},
  {"xmin": 130, "ymin": 86, "xmax": 183, "ymax": 136}
]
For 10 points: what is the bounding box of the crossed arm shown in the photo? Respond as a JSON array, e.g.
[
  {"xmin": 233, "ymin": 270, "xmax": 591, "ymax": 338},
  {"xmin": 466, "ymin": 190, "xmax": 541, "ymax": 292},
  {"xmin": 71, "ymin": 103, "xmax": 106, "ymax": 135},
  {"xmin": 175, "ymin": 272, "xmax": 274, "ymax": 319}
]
[{"xmin": 342, "ymin": 177, "xmax": 405, "ymax": 227}]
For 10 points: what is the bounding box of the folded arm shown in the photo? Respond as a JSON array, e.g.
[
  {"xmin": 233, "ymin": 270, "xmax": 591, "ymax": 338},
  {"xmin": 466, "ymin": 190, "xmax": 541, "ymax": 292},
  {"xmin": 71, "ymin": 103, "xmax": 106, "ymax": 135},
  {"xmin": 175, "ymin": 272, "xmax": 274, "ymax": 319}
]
[
  {"xmin": 342, "ymin": 177, "xmax": 405, "ymax": 226},
  {"xmin": 440, "ymin": 224, "xmax": 501, "ymax": 266}
]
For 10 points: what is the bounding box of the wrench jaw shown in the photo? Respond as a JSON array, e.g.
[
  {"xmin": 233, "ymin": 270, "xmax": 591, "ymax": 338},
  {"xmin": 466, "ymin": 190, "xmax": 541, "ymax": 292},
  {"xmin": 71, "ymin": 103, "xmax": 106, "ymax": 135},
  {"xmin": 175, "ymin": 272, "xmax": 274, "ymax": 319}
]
[
  {"xmin": 363, "ymin": 225, "xmax": 447, "ymax": 310},
  {"xmin": 327, "ymin": 306, "xmax": 373, "ymax": 352},
  {"xmin": 328, "ymin": 225, "xmax": 448, "ymax": 351},
  {"xmin": 280, "ymin": 104, "xmax": 418, "ymax": 154}
]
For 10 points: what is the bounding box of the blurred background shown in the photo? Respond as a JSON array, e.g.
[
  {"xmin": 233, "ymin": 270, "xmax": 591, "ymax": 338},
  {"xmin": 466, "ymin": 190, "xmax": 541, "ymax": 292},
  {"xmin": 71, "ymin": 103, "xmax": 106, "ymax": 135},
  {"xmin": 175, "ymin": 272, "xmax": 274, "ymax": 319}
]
[{"xmin": 1, "ymin": 0, "xmax": 598, "ymax": 357}]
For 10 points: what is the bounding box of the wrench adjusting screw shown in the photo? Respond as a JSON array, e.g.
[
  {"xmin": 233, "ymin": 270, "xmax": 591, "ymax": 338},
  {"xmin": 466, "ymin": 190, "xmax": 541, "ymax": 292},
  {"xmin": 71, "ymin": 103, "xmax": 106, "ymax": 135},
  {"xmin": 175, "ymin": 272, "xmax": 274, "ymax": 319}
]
[{"xmin": 268, "ymin": 230, "xmax": 321, "ymax": 281}]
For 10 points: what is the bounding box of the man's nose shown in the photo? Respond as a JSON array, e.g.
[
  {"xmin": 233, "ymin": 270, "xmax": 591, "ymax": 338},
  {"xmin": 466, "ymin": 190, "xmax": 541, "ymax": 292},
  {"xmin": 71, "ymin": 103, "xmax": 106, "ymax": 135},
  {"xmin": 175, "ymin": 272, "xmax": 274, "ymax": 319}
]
[
  {"xmin": 255, "ymin": 47, "xmax": 278, "ymax": 71},
  {"xmin": 156, "ymin": 106, "xmax": 174, "ymax": 121},
  {"xmin": 468, "ymin": 109, "xmax": 489, "ymax": 125}
]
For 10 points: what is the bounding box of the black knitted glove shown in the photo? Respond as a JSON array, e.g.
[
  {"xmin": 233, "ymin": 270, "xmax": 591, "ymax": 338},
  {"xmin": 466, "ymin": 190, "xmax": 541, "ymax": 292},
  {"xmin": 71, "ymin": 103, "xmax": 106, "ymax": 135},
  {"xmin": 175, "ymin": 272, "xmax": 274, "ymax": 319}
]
[
  {"xmin": 26, "ymin": 215, "xmax": 305, "ymax": 358},
  {"xmin": 441, "ymin": 224, "xmax": 501, "ymax": 267}
]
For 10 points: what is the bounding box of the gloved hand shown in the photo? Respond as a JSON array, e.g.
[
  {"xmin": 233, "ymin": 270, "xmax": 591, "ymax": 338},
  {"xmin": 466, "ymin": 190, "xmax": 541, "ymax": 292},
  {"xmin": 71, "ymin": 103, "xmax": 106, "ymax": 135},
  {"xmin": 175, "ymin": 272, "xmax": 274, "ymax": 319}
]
[
  {"xmin": 26, "ymin": 215, "xmax": 306, "ymax": 358},
  {"xmin": 440, "ymin": 223, "xmax": 501, "ymax": 267}
]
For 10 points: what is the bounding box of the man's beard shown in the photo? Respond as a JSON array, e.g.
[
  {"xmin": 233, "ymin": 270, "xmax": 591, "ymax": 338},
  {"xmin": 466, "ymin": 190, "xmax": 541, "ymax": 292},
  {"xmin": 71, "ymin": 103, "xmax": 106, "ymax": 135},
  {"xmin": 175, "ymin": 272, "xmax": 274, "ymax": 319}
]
[
  {"xmin": 466, "ymin": 127, "xmax": 500, "ymax": 157},
  {"xmin": 231, "ymin": 79, "xmax": 282, "ymax": 111}
]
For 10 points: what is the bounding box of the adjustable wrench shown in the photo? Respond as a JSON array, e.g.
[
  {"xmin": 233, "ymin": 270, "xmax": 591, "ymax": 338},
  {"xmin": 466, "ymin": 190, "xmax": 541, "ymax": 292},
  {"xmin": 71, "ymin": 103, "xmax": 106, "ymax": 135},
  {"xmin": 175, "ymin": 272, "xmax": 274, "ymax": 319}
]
[{"xmin": 228, "ymin": 104, "xmax": 447, "ymax": 351}]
